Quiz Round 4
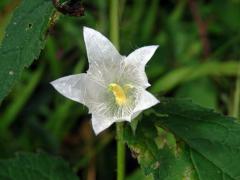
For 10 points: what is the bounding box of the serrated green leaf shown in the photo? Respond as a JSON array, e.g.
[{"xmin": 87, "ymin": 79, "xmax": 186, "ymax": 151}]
[
  {"xmin": 124, "ymin": 98, "xmax": 240, "ymax": 180},
  {"xmin": 0, "ymin": 0, "xmax": 54, "ymax": 102},
  {"xmin": 154, "ymin": 99, "xmax": 240, "ymax": 179},
  {"xmin": 0, "ymin": 153, "xmax": 78, "ymax": 180}
]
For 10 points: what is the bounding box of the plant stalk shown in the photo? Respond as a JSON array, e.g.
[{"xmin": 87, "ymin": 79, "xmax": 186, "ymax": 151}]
[
  {"xmin": 233, "ymin": 63, "xmax": 240, "ymax": 119},
  {"xmin": 110, "ymin": 0, "xmax": 125, "ymax": 180},
  {"xmin": 116, "ymin": 122, "xmax": 125, "ymax": 180}
]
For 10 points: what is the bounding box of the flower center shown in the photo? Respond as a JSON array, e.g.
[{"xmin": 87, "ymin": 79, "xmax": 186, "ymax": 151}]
[{"xmin": 108, "ymin": 83, "xmax": 129, "ymax": 106}]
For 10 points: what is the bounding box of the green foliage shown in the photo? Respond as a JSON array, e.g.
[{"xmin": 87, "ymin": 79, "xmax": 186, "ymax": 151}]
[
  {"xmin": 124, "ymin": 98, "xmax": 240, "ymax": 179},
  {"xmin": 0, "ymin": 0, "xmax": 240, "ymax": 179},
  {"xmin": 0, "ymin": 0, "xmax": 53, "ymax": 102},
  {"xmin": 0, "ymin": 66, "xmax": 44, "ymax": 133},
  {"xmin": 126, "ymin": 169, "xmax": 153, "ymax": 180},
  {"xmin": 151, "ymin": 61, "xmax": 239, "ymax": 94},
  {"xmin": 0, "ymin": 152, "xmax": 78, "ymax": 180},
  {"xmin": 176, "ymin": 78, "xmax": 217, "ymax": 108}
]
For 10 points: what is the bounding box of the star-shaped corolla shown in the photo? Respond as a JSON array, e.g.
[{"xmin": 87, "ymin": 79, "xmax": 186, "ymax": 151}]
[{"xmin": 51, "ymin": 27, "xmax": 159, "ymax": 135}]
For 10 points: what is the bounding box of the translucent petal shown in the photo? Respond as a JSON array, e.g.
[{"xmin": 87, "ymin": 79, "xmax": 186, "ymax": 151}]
[
  {"xmin": 125, "ymin": 46, "xmax": 159, "ymax": 67},
  {"xmin": 51, "ymin": 74, "xmax": 87, "ymax": 104},
  {"xmin": 83, "ymin": 27, "xmax": 123, "ymax": 65},
  {"xmin": 51, "ymin": 74, "xmax": 106, "ymax": 106},
  {"xmin": 124, "ymin": 46, "xmax": 158, "ymax": 88},
  {"xmin": 87, "ymin": 58, "xmax": 124, "ymax": 87},
  {"xmin": 91, "ymin": 114, "xmax": 114, "ymax": 135},
  {"xmin": 133, "ymin": 88, "xmax": 159, "ymax": 114},
  {"xmin": 119, "ymin": 62, "xmax": 150, "ymax": 88}
]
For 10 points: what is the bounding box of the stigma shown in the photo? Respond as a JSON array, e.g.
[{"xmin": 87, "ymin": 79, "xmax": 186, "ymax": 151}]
[{"xmin": 109, "ymin": 83, "xmax": 128, "ymax": 106}]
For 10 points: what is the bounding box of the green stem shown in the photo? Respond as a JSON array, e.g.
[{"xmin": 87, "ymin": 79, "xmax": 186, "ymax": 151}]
[
  {"xmin": 110, "ymin": 0, "xmax": 125, "ymax": 180},
  {"xmin": 110, "ymin": 0, "xmax": 119, "ymax": 49},
  {"xmin": 116, "ymin": 122, "xmax": 125, "ymax": 180},
  {"xmin": 233, "ymin": 63, "xmax": 240, "ymax": 119}
]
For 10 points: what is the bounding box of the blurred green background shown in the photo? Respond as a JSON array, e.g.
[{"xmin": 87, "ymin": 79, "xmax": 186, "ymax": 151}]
[{"xmin": 0, "ymin": 0, "xmax": 240, "ymax": 179}]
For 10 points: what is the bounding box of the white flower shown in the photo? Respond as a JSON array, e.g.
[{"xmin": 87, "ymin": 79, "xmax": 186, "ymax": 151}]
[{"xmin": 51, "ymin": 27, "xmax": 159, "ymax": 135}]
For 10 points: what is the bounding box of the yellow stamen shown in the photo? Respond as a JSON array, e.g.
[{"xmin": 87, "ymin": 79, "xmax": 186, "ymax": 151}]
[{"xmin": 109, "ymin": 83, "xmax": 127, "ymax": 106}]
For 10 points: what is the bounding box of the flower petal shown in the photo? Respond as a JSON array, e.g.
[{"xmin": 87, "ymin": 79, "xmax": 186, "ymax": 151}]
[
  {"xmin": 133, "ymin": 88, "xmax": 159, "ymax": 114},
  {"xmin": 86, "ymin": 57, "xmax": 124, "ymax": 87},
  {"xmin": 124, "ymin": 46, "xmax": 158, "ymax": 88},
  {"xmin": 91, "ymin": 114, "xmax": 114, "ymax": 135},
  {"xmin": 125, "ymin": 45, "xmax": 159, "ymax": 67},
  {"xmin": 51, "ymin": 74, "xmax": 87, "ymax": 104},
  {"xmin": 83, "ymin": 26, "xmax": 123, "ymax": 65},
  {"xmin": 51, "ymin": 74, "xmax": 106, "ymax": 106},
  {"xmin": 120, "ymin": 61, "xmax": 150, "ymax": 88}
]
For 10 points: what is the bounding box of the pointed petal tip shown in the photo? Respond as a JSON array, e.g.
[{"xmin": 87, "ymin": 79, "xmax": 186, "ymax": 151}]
[
  {"xmin": 83, "ymin": 26, "xmax": 99, "ymax": 37},
  {"xmin": 156, "ymin": 98, "xmax": 160, "ymax": 105},
  {"xmin": 93, "ymin": 128, "xmax": 101, "ymax": 135},
  {"xmin": 150, "ymin": 45, "xmax": 159, "ymax": 52},
  {"xmin": 50, "ymin": 79, "xmax": 65, "ymax": 91},
  {"xmin": 49, "ymin": 79, "xmax": 64, "ymax": 95},
  {"xmin": 83, "ymin": 26, "xmax": 94, "ymax": 39},
  {"xmin": 139, "ymin": 45, "xmax": 159, "ymax": 52},
  {"xmin": 152, "ymin": 96, "xmax": 160, "ymax": 105},
  {"xmin": 151, "ymin": 45, "xmax": 159, "ymax": 48},
  {"xmin": 83, "ymin": 26, "xmax": 91, "ymax": 33},
  {"xmin": 92, "ymin": 124, "xmax": 106, "ymax": 136},
  {"xmin": 50, "ymin": 80, "xmax": 58, "ymax": 88},
  {"xmin": 146, "ymin": 45, "xmax": 159, "ymax": 55},
  {"xmin": 146, "ymin": 82, "xmax": 151, "ymax": 88},
  {"xmin": 91, "ymin": 115, "xmax": 113, "ymax": 136}
]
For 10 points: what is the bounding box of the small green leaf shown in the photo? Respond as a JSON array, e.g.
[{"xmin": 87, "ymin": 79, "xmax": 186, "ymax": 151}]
[
  {"xmin": 0, "ymin": 0, "xmax": 54, "ymax": 102},
  {"xmin": 0, "ymin": 153, "xmax": 78, "ymax": 180},
  {"xmin": 124, "ymin": 98, "xmax": 240, "ymax": 179}
]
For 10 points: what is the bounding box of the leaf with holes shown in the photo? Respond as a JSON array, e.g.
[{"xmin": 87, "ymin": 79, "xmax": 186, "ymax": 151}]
[
  {"xmin": 0, "ymin": 0, "xmax": 54, "ymax": 102},
  {"xmin": 124, "ymin": 98, "xmax": 240, "ymax": 180}
]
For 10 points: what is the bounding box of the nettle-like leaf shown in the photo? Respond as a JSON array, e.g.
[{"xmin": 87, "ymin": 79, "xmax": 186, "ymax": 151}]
[
  {"xmin": 124, "ymin": 98, "xmax": 240, "ymax": 180},
  {"xmin": 0, "ymin": 0, "xmax": 54, "ymax": 102},
  {"xmin": 0, "ymin": 153, "xmax": 78, "ymax": 180}
]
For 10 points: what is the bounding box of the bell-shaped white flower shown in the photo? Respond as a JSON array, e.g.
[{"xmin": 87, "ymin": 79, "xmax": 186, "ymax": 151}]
[{"xmin": 51, "ymin": 27, "xmax": 159, "ymax": 134}]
